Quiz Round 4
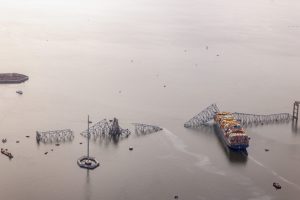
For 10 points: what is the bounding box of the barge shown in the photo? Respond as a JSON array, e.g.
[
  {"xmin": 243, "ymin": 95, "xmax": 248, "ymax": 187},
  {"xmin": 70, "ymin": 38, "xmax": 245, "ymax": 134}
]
[
  {"xmin": 0, "ymin": 73, "xmax": 29, "ymax": 84},
  {"xmin": 214, "ymin": 112, "xmax": 249, "ymax": 150}
]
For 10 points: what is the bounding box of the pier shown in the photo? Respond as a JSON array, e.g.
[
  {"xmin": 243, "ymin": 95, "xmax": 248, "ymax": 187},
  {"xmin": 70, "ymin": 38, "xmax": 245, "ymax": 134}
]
[
  {"xmin": 0, "ymin": 73, "xmax": 28, "ymax": 84},
  {"xmin": 292, "ymin": 101, "xmax": 299, "ymax": 122}
]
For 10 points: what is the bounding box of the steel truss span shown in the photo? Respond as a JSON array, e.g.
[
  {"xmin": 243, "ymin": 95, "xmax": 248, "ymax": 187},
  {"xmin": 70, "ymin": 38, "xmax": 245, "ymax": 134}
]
[
  {"xmin": 184, "ymin": 103, "xmax": 292, "ymax": 128},
  {"xmin": 232, "ymin": 112, "xmax": 292, "ymax": 126},
  {"xmin": 36, "ymin": 129, "xmax": 74, "ymax": 143},
  {"xmin": 184, "ymin": 104, "xmax": 220, "ymax": 128},
  {"xmin": 133, "ymin": 123, "xmax": 163, "ymax": 135},
  {"xmin": 81, "ymin": 118, "xmax": 131, "ymax": 139}
]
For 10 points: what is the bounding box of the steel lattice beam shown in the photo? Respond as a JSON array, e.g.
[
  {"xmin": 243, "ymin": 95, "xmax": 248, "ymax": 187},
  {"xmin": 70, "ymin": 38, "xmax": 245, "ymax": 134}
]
[
  {"xmin": 184, "ymin": 104, "xmax": 220, "ymax": 128},
  {"xmin": 133, "ymin": 123, "xmax": 163, "ymax": 135},
  {"xmin": 232, "ymin": 112, "xmax": 292, "ymax": 126},
  {"xmin": 81, "ymin": 118, "xmax": 131, "ymax": 139},
  {"xmin": 36, "ymin": 129, "xmax": 74, "ymax": 143}
]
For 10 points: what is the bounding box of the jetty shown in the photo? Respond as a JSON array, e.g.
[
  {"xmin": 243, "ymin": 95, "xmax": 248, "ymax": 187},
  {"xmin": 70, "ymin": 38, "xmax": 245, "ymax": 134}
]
[{"xmin": 0, "ymin": 73, "xmax": 29, "ymax": 84}]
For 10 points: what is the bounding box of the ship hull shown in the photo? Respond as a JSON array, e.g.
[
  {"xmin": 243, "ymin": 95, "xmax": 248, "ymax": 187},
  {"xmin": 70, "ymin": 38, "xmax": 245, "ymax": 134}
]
[{"xmin": 216, "ymin": 123, "xmax": 248, "ymax": 150}]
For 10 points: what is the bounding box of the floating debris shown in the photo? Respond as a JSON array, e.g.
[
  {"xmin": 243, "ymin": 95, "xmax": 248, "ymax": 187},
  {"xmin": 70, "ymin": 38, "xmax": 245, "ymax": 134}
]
[
  {"xmin": 81, "ymin": 118, "xmax": 131, "ymax": 140},
  {"xmin": 16, "ymin": 90, "xmax": 23, "ymax": 95},
  {"xmin": 133, "ymin": 123, "xmax": 163, "ymax": 135},
  {"xmin": 273, "ymin": 182, "xmax": 282, "ymax": 190},
  {"xmin": 2, "ymin": 138, "xmax": 7, "ymax": 143},
  {"xmin": 1, "ymin": 148, "xmax": 13, "ymax": 159},
  {"xmin": 129, "ymin": 146, "xmax": 133, "ymax": 151},
  {"xmin": 36, "ymin": 129, "xmax": 74, "ymax": 143}
]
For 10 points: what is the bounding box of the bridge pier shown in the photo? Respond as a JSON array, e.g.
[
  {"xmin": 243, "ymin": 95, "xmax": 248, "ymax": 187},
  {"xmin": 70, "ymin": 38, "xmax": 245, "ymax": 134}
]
[{"xmin": 292, "ymin": 101, "xmax": 299, "ymax": 122}]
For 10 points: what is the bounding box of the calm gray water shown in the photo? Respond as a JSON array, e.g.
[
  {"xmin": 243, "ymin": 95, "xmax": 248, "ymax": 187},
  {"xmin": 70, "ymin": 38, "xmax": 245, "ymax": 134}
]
[{"xmin": 1, "ymin": 0, "xmax": 300, "ymax": 199}]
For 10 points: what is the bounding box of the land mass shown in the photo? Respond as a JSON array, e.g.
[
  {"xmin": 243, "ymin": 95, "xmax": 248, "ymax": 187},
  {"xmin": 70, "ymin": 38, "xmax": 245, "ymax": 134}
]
[{"xmin": 0, "ymin": 73, "xmax": 29, "ymax": 83}]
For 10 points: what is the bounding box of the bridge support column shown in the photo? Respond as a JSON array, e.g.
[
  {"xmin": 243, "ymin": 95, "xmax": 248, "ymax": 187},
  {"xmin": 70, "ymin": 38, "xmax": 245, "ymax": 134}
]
[{"xmin": 292, "ymin": 101, "xmax": 299, "ymax": 122}]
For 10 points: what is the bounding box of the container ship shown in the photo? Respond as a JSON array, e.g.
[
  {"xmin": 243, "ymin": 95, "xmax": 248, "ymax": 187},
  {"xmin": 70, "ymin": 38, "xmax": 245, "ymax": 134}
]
[{"xmin": 214, "ymin": 112, "xmax": 249, "ymax": 150}]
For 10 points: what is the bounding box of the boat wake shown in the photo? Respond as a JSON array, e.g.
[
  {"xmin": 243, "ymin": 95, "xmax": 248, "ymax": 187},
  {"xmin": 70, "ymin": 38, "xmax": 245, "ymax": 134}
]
[
  {"xmin": 248, "ymin": 155, "xmax": 300, "ymax": 191},
  {"xmin": 163, "ymin": 128, "xmax": 225, "ymax": 176}
]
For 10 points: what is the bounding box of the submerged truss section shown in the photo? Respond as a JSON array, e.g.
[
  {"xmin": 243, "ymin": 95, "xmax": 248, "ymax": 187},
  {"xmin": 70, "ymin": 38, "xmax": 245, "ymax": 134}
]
[
  {"xmin": 184, "ymin": 104, "xmax": 220, "ymax": 128},
  {"xmin": 36, "ymin": 129, "xmax": 74, "ymax": 143},
  {"xmin": 133, "ymin": 123, "xmax": 163, "ymax": 135},
  {"xmin": 81, "ymin": 118, "xmax": 131, "ymax": 139},
  {"xmin": 232, "ymin": 112, "xmax": 292, "ymax": 126}
]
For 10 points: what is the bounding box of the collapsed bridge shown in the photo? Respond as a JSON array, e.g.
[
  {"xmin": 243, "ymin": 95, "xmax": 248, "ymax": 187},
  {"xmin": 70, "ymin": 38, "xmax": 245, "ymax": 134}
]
[
  {"xmin": 36, "ymin": 129, "xmax": 74, "ymax": 143},
  {"xmin": 184, "ymin": 104, "xmax": 292, "ymax": 128}
]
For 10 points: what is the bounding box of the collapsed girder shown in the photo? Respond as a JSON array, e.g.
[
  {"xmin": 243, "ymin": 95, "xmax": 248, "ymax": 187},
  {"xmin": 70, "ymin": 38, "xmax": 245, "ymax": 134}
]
[
  {"xmin": 36, "ymin": 129, "xmax": 74, "ymax": 143},
  {"xmin": 133, "ymin": 123, "xmax": 163, "ymax": 135},
  {"xmin": 184, "ymin": 103, "xmax": 292, "ymax": 128},
  {"xmin": 232, "ymin": 112, "xmax": 292, "ymax": 125},
  {"xmin": 184, "ymin": 104, "xmax": 220, "ymax": 128},
  {"xmin": 81, "ymin": 118, "xmax": 131, "ymax": 139}
]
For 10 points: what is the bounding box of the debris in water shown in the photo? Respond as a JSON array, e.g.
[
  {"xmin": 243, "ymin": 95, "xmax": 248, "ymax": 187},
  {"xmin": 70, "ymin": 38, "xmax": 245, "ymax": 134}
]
[
  {"xmin": 273, "ymin": 182, "xmax": 281, "ymax": 190},
  {"xmin": 16, "ymin": 90, "xmax": 23, "ymax": 95},
  {"xmin": 129, "ymin": 146, "xmax": 133, "ymax": 151},
  {"xmin": 1, "ymin": 148, "xmax": 13, "ymax": 159},
  {"xmin": 2, "ymin": 138, "xmax": 7, "ymax": 143}
]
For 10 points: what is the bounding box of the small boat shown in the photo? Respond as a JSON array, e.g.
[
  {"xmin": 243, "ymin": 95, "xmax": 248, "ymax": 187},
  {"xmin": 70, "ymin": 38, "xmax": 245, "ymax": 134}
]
[
  {"xmin": 273, "ymin": 182, "xmax": 281, "ymax": 189},
  {"xmin": 16, "ymin": 90, "xmax": 23, "ymax": 95}
]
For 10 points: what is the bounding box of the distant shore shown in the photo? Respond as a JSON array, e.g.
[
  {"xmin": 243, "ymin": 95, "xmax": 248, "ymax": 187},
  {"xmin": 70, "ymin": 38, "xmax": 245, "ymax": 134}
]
[{"xmin": 0, "ymin": 73, "xmax": 29, "ymax": 84}]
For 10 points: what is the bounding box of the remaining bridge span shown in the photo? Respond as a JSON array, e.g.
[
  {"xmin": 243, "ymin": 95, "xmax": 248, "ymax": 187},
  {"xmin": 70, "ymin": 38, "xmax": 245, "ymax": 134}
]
[
  {"xmin": 184, "ymin": 104, "xmax": 219, "ymax": 128},
  {"xmin": 81, "ymin": 118, "xmax": 131, "ymax": 139},
  {"xmin": 133, "ymin": 123, "xmax": 163, "ymax": 135},
  {"xmin": 232, "ymin": 112, "xmax": 292, "ymax": 125},
  {"xmin": 36, "ymin": 129, "xmax": 74, "ymax": 143},
  {"xmin": 184, "ymin": 104, "xmax": 292, "ymax": 128}
]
